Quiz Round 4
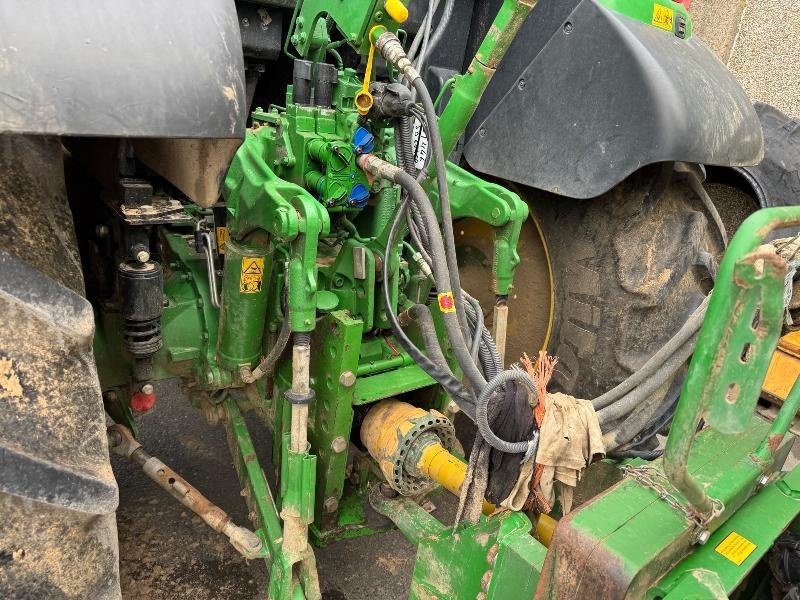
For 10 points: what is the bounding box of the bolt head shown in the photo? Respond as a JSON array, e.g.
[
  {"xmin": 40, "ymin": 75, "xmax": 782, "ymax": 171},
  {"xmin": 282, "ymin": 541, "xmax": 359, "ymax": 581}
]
[
  {"xmin": 324, "ymin": 497, "xmax": 339, "ymax": 513},
  {"xmin": 141, "ymin": 383, "xmax": 154, "ymax": 395},
  {"xmin": 331, "ymin": 436, "xmax": 347, "ymax": 453},
  {"xmin": 136, "ymin": 250, "xmax": 150, "ymax": 263},
  {"xmin": 339, "ymin": 371, "xmax": 356, "ymax": 387},
  {"xmin": 696, "ymin": 529, "xmax": 711, "ymax": 545},
  {"xmin": 758, "ymin": 474, "xmax": 770, "ymax": 487}
]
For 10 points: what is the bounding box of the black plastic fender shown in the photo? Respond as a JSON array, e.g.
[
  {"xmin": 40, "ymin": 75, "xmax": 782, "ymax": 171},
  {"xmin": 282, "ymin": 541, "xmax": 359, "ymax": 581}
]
[
  {"xmin": 0, "ymin": 0, "xmax": 245, "ymax": 138},
  {"xmin": 463, "ymin": 0, "xmax": 763, "ymax": 199}
]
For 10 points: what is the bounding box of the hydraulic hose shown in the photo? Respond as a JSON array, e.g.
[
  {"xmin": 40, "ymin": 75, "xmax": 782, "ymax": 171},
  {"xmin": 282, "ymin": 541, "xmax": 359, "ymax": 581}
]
[
  {"xmin": 360, "ymin": 154, "xmax": 489, "ymax": 394},
  {"xmin": 241, "ymin": 309, "xmax": 291, "ymax": 383},
  {"xmin": 405, "ymin": 303, "xmax": 456, "ymax": 375},
  {"xmin": 602, "ymin": 379, "xmax": 672, "ymax": 450},
  {"xmin": 596, "ymin": 333, "xmax": 698, "ymax": 425},
  {"xmin": 374, "ymin": 30, "xmax": 469, "ymax": 337},
  {"xmin": 411, "ymin": 76, "xmax": 469, "ymax": 336},
  {"xmin": 475, "ymin": 369, "xmax": 539, "ymax": 457},
  {"xmin": 382, "ymin": 198, "xmax": 476, "ymax": 416},
  {"xmin": 592, "ymin": 296, "xmax": 708, "ymax": 410}
]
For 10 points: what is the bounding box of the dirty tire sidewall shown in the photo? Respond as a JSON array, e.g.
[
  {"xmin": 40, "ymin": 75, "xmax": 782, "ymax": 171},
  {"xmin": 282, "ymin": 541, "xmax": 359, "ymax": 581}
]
[{"xmin": 534, "ymin": 163, "xmax": 719, "ymax": 398}]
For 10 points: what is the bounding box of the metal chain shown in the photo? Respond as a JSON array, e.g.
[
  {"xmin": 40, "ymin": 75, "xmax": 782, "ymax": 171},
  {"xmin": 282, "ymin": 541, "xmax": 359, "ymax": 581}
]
[{"xmin": 620, "ymin": 465, "xmax": 724, "ymax": 542}]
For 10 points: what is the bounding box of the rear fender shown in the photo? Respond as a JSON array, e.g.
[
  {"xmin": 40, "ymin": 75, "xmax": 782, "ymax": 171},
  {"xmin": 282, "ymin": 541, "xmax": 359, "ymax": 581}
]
[{"xmin": 464, "ymin": 0, "xmax": 763, "ymax": 199}]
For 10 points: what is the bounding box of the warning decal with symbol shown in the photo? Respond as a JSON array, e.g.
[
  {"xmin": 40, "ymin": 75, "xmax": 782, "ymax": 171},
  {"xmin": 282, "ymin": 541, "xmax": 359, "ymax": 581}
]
[{"xmin": 240, "ymin": 257, "xmax": 265, "ymax": 293}]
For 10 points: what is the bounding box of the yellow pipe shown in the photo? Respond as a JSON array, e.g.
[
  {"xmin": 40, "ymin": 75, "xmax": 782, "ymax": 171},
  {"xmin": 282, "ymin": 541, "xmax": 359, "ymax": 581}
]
[{"xmin": 416, "ymin": 441, "xmax": 495, "ymax": 515}]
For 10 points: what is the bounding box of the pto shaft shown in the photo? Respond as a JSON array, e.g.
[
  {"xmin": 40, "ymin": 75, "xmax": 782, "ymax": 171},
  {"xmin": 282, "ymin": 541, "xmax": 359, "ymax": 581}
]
[{"xmin": 361, "ymin": 399, "xmax": 494, "ymax": 514}]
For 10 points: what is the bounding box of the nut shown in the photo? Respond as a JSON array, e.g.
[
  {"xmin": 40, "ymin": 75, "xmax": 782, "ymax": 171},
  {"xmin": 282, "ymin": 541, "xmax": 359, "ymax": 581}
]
[
  {"xmin": 140, "ymin": 383, "xmax": 154, "ymax": 395},
  {"xmin": 696, "ymin": 529, "xmax": 711, "ymax": 545},
  {"xmin": 136, "ymin": 250, "xmax": 150, "ymax": 263},
  {"xmin": 339, "ymin": 371, "xmax": 356, "ymax": 387}
]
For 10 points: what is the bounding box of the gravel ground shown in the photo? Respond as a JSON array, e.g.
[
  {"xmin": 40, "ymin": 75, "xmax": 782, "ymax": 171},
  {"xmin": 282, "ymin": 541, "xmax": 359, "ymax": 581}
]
[{"xmin": 114, "ymin": 379, "xmax": 454, "ymax": 600}]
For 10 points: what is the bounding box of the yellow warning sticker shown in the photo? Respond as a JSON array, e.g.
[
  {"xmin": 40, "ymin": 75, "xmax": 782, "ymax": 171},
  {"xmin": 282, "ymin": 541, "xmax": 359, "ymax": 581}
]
[
  {"xmin": 651, "ymin": 3, "xmax": 674, "ymax": 31},
  {"xmin": 240, "ymin": 257, "xmax": 264, "ymax": 294},
  {"xmin": 216, "ymin": 226, "xmax": 229, "ymax": 254},
  {"xmin": 715, "ymin": 532, "xmax": 756, "ymax": 566}
]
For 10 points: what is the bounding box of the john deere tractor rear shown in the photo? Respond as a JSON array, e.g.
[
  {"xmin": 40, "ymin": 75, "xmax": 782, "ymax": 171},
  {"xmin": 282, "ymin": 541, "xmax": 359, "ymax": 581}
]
[{"xmin": 3, "ymin": 0, "xmax": 800, "ymax": 598}]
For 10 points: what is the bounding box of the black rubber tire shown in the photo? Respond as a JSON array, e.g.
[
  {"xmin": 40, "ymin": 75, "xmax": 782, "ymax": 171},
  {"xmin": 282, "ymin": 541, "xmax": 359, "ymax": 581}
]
[
  {"xmin": 706, "ymin": 102, "xmax": 800, "ymax": 236},
  {"xmin": 0, "ymin": 135, "xmax": 120, "ymax": 599},
  {"xmin": 533, "ymin": 162, "xmax": 720, "ymax": 399}
]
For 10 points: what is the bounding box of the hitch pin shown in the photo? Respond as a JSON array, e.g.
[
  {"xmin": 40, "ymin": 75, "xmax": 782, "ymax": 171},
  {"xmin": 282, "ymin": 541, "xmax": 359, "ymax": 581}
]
[{"xmin": 107, "ymin": 424, "xmax": 263, "ymax": 560}]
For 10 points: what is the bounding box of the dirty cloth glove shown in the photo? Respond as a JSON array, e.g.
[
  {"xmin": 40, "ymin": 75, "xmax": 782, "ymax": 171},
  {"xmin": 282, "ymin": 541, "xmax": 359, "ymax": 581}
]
[{"xmin": 516, "ymin": 392, "xmax": 604, "ymax": 514}]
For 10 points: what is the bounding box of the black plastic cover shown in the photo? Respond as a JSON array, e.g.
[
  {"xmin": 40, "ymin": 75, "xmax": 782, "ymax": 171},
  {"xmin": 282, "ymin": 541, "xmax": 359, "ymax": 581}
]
[
  {"xmin": 464, "ymin": 0, "xmax": 763, "ymax": 199},
  {"xmin": 0, "ymin": 0, "xmax": 245, "ymax": 138}
]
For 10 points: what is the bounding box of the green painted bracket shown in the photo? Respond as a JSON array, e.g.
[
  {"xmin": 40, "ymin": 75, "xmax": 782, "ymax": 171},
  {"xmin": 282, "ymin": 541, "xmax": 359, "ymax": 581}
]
[
  {"xmin": 288, "ymin": 0, "xmax": 401, "ymax": 58},
  {"xmin": 370, "ymin": 491, "xmax": 545, "ymax": 599},
  {"xmin": 280, "ymin": 432, "xmax": 318, "ymax": 526},
  {"xmin": 653, "ymin": 463, "xmax": 800, "ymax": 598},
  {"xmin": 665, "ymin": 206, "xmax": 800, "ymax": 515},
  {"xmin": 224, "ymin": 398, "xmax": 283, "ymax": 557},
  {"xmin": 224, "ymin": 131, "xmax": 302, "ymax": 241},
  {"xmin": 437, "ymin": 0, "xmax": 536, "ymax": 158},
  {"xmin": 537, "ymin": 416, "xmax": 795, "ymax": 597},
  {"xmin": 225, "ymin": 129, "xmax": 331, "ymax": 333},
  {"xmin": 433, "ymin": 161, "xmax": 529, "ymax": 296}
]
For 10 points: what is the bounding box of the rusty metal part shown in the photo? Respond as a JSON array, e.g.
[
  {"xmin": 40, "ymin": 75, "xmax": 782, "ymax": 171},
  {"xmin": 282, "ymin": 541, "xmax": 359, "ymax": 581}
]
[
  {"xmin": 107, "ymin": 424, "xmax": 263, "ymax": 559},
  {"xmin": 455, "ymin": 211, "xmax": 553, "ymax": 365},
  {"xmin": 492, "ymin": 302, "xmax": 509, "ymax": 366}
]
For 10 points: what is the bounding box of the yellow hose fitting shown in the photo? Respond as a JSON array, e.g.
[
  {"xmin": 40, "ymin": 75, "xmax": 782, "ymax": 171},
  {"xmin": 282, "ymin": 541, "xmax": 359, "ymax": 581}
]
[{"xmin": 383, "ymin": 0, "xmax": 409, "ymax": 24}]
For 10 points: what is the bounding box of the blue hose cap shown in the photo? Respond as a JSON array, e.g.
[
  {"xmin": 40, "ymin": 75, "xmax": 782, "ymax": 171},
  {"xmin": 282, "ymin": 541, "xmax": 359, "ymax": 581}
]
[
  {"xmin": 353, "ymin": 127, "xmax": 375, "ymax": 154},
  {"xmin": 349, "ymin": 183, "xmax": 370, "ymax": 208}
]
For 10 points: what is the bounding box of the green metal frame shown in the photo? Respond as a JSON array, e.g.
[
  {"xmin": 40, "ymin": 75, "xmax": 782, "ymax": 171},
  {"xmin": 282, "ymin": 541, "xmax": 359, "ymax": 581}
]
[
  {"xmin": 665, "ymin": 207, "xmax": 800, "ymax": 515},
  {"xmin": 94, "ymin": 1, "xmax": 800, "ymax": 598}
]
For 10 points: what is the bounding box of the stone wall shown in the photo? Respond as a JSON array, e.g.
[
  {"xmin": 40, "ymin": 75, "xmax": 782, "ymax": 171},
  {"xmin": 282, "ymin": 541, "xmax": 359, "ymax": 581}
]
[{"xmin": 692, "ymin": 0, "xmax": 800, "ymax": 117}]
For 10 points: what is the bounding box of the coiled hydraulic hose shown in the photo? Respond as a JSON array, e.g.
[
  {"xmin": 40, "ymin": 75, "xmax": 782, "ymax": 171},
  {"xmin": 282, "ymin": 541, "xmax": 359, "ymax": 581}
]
[{"xmin": 475, "ymin": 370, "xmax": 539, "ymax": 458}]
